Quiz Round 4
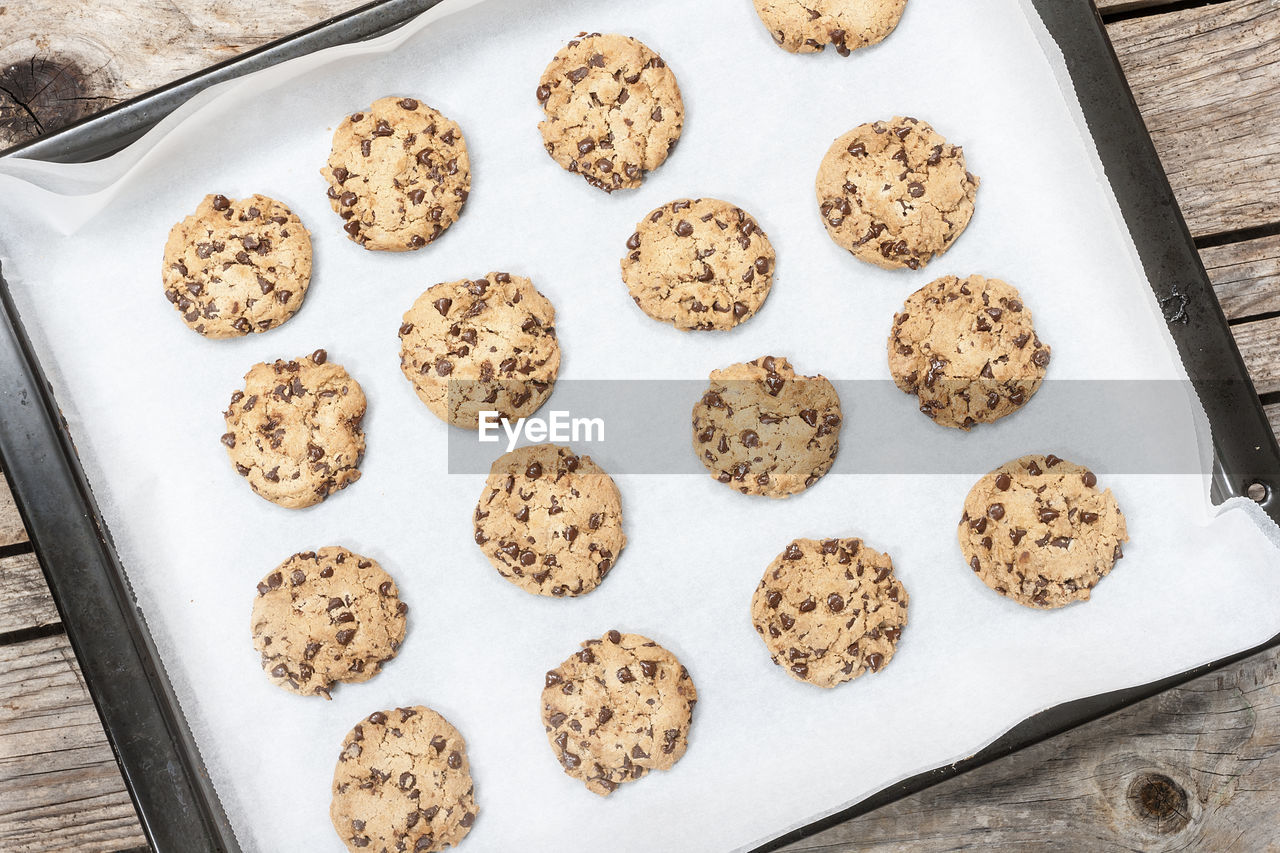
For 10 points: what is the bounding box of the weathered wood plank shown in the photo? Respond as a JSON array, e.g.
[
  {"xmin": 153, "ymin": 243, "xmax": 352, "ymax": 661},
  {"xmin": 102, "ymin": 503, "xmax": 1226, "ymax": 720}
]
[
  {"xmin": 779, "ymin": 644, "xmax": 1280, "ymax": 850},
  {"xmin": 0, "ymin": 474, "xmax": 29, "ymax": 547},
  {"xmin": 0, "ymin": 634, "xmax": 146, "ymax": 853},
  {"xmin": 0, "ymin": 553, "xmax": 58, "ymax": 636},
  {"xmin": 1207, "ymin": 234, "xmax": 1280, "ymax": 322},
  {"xmin": 1232, "ymin": 316, "xmax": 1280, "ymax": 395},
  {"xmin": 1106, "ymin": 0, "xmax": 1280, "ymax": 239},
  {"xmin": 1096, "ymin": 0, "xmax": 1186, "ymax": 11}
]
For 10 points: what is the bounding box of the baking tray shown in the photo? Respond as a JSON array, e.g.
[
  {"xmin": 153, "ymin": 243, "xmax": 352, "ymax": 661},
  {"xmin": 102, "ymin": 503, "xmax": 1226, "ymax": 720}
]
[{"xmin": 1, "ymin": 1, "xmax": 1278, "ymax": 851}]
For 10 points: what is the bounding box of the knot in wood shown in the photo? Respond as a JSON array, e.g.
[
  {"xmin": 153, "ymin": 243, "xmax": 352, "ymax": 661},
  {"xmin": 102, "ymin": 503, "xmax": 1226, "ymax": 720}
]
[{"xmin": 1127, "ymin": 772, "xmax": 1190, "ymax": 833}]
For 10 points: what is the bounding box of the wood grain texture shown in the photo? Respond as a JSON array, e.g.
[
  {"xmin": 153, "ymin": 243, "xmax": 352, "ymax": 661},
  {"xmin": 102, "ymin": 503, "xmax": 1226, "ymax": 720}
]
[
  {"xmin": 0, "ymin": 553, "xmax": 58, "ymax": 636},
  {"xmin": 779, "ymin": 645, "xmax": 1280, "ymax": 851},
  {"xmin": 0, "ymin": 634, "xmax": 146, "ymax": 853},
  {"xmin": 1106, "ymin": 0, "xmax": 1280, "ymax": 238},
  {"xmin": 1207, "ymin": 234, "xmax": 1280, "ymax": 322},
  {"xmin": 0, "ymin": 473, "xmax": 28, "ymax": 547}
]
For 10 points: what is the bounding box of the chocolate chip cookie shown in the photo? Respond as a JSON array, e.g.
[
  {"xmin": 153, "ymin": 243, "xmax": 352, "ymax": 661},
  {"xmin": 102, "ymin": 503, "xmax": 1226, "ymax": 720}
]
[
  {"xmin": 537, "ymin": 33, "xmax": 684, "ymax": 192},
  {"xmin": 162, "ymin": 193, "xmax": 311, "ymax": 338},
  {"xmin": 321, "ymin": 96, "xmax": 470, "ymax": 251},
  {"xmin": 751, "ymin": 537, "xmax": 908, "ymax": 688},
  {"xmin": 620, "ymin": 197, "xmax": 775, "ymax": 330},
  {"xmin": 753, "ymin": 0, "xmax": 909, "ymax": 55},
  {"xmin": 398, "ymin": 272, "xmax": 560, "ymax": 429},
  {"xmin": 692, "ymin": 356, "xmax": 842, "ymax": 498},
  {"xmin": 889, "ymin": 275, "xmax": 1050, "ymax": 429},
  {"xmin": 959, "ymin": 454, "xmax": 1128, "ymax": 608},
  {"xmin": 222, "ymin": 350, "xmax": 366, "ymax": 509},
  {"xmin": 331, "ymin": 707, "xmax": 477, "ymax": 853},
  {"xmin": 816, "ymin": 116, "xmax": 978, "ymax": 270},
  {"xmin": 473, "ymin": 444, "xmax": 625, "ymax": 597},
  {"xmin": 541, "ymin": 631, "xmax": 697, "ymax": 796},
  {"xmin": 251, "ymin": 547, "xmax": 407, "ymax": 698}
]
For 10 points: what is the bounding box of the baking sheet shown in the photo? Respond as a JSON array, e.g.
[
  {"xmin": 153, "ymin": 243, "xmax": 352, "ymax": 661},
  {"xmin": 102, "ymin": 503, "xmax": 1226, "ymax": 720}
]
[{"xmin": 2, "ymin": 0, "xmax": 1280, "ymax": 850}]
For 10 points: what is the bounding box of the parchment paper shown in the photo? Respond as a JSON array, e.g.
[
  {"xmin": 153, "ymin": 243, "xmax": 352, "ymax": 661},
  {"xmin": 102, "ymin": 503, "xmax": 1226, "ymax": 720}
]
[{"xmin": 2, "ymin": 0, "xmax": 1280, "ymax": 850}]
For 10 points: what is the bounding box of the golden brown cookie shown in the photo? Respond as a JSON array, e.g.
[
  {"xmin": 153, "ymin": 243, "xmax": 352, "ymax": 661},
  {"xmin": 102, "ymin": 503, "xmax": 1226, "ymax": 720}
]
[
  {"xmin": 251, "ymin": 547, "xmax": 407, "ymax": 698},
  {"xmin": 398, "ymin": 272, "xmax": 561, "ymax": 429},
  {"xmin": 692, "ymin": 356, "xmax": 842, "ymax": 498},
  {"xmin": 816, "ymin": 116, "xmax": 978, "ymax": 270},
  {"xmin": 473, "ymin": 444, "xmax": 625, "ymax": 597},
  {"xmin": 959, "ymin": 454, "xmax": 1128, "ymax": 608},
  {"xmin": 620, "ymin": 197, "xmax": 775, "ymax": 331},
  {"xmin": 888, "ymin": 275, "xmax": 1050, "ymax": 429},
  {"xmin": 541, "ymin": 631, "xmax": 697, "ymax": 796},
  {"xmin": 222, "ymin": 350, "xmax": 366, "ymax": 509},
  {"xmin": 537, "ymin": 33, "xmax": 684, "ymax": 192},
  {"xmin": 331, "ymin": 707, "xmax": 477, "ymax": 853},
  {"xmin": 751, "ymin": 537, "xmax": 907, "ymax": 688},
  {"xmin": 752, "ymin": 0, "xmax": 909, "ymax": 55},
  {"xmin": 162, "ymin": 193, "xmax": 311, "ymax": 338},
  {"xmin": 321, "ymin": 96, "xmax": 470, "ymax": 251}
]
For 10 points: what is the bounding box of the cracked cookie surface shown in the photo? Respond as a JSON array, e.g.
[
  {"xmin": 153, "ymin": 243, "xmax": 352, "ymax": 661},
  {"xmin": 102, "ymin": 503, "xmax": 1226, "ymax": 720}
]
[
  {"xmin": 959, "ymin": 454, "xmax": 1128, "ymax": 608},
  {"xmin": 889, "ymin": 275, "xmax": 1050, "ymax": 429},
  {"xmin": 398, "ymin": 272, "xmax": 560, "ymax": 429},
  {"xmin": 751, "ymin": 537, "xmax": 908, "ymax": 688},
  {"xmin": 331, "ymin": 706, "xmax": 477, "ymax": 853},
  {"xmin": 541, "ymin": 631, "xmax": 697, "ymax": 796},
  {"xmin": 222, "ymin": 350, "xmax": 366, "ymax": 509},
  {"xmin": 321, "ymin": 96, "xmax": 470, "ymax": 251},
  {"xmin": 816, "ymin": 116, "xmax": 978, "ymax": 270},
  {"xmin": 621, "ymin": 197, "xmax": 775, "ymax": 331},
  {"xmin": 753, "ymin": 0, "xmax": 909, "ymax": 55},
  {"xmin": 251, "ymin": 546, "xmax": 407, "ymax": 698},
  {"xmin": 692, "ymin": 356, "xmax": 842, "ymax": 498},
  {"xmin": 537, "ymin": 33, "xmax": 683, "ymax": 192},
  {"xmin": 473, "ymin": 444, "xmax": 625, "ymax": 597},
  {"xmin": 162, "ymin": 193, "xmax": 311, "ymax": 338}
]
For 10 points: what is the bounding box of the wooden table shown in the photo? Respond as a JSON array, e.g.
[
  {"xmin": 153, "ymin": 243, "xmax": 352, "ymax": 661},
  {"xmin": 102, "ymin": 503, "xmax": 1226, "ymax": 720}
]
[{"xmin": 1, "ymin": 1, "xmax": 1278, "ymax": 849}]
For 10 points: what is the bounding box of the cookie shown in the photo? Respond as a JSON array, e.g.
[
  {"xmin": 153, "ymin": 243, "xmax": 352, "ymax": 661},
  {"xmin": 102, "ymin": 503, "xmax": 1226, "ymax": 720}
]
[
  {"xmin": 331, "ymin": 707, "xmax": 477, "ymax": 853},
  {"xmin": 250, "ymin": 547, "xmax": 407, "ymax": 698},
  {"xmin": 753, "ymin": 0, "xmax": 908, "ymax": 55},
  {"xmin": 398, "ymin": 272, "xmax": 560, "ymax": 429},
  {"xmin": 816, "ymin": 116, "xmax": 978, "ymax": 270},
  {"xmin": 536, "ymin": 33, "xmax": 684, "ymax": 192},
  {"xmin": 620, "ymin": 197, "xmax": 775, "ymax": 331},
  {"xmin": 541, "ymin": 631, "xmax": 697, "ymax": 796},
  {"xmin": 321, "ymin": 96, "xmax": 470, "ymax": 251},
  {"xmin": 222, "ymin": 350, "xmax": 366, "ymax": 509},
  {"xmin": 473, "ymin": 444, "xmax": 625, "ymax": 597},
  {"xmin": 888, "ymin": 275, "xmax": 1050, "ymax": 429},
  {"xmin": 692, "ymin": 356, "xmax": 842, "ymax": 498},
  {"xmin": 959, "ymin": 454, "xmax": 1128, "ymax": 608},
  {"xmin": 162, "ymin": 193, "xmax": 311, "ymax": 338}
]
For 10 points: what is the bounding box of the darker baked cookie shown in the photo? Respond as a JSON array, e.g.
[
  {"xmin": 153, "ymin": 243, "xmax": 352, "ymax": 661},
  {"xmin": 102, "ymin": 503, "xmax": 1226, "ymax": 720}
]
[
  {"xmin": 331, "ymin": 707, "xmax": 477, "ymax": 853},
  {"xmin": 541, "ymin": 630, "xmax": 697, "ymax": 796},
  {"xmin": 473, "ymin": 444, "xmax": 625, "ymax": 597},
  {"xmin": 620, "ymin": 197, "xmax": 775, "ymax": 331},
  {"xmin": 162, "ymin": 193, "xmax": 311, "ymax": 338},
  {"xmin": 752, "ymin": 0, "xmax": 909, "ymax": 55},
  {"xmin": 321, "ymin": 96, "xmax": 470, "ymax": 251},
  {"xmin": 816, "ymin": 116, "xmax": 978, "ymax": 270},
  {"xmin": 889, "ymin": 274, "xmax": 1050, "ymax": 429},
  {"xmin": 251, "ymin": 546, "xmax": 407, "ymax": 698},
  {"xmin": 692, "ymin": 356, "xmax": 842, "ymax": 498},
  {"xmin": 398, "ymin": 272, "xmax": 561, "ymax": 429},
  {"xmin": 222, "ymin": 350, "xmax": 366, "ymax": 509},
  {"xmin": 751, "ymin": 537, "xmax": 907, "ymax": 688},
  {"xmin": 959, "ymin": 454, "xmax": 1128, "ymax": 608},
  {"xmin": 537, "ymin": 33, "xmax": 683, "ymax": 192}
]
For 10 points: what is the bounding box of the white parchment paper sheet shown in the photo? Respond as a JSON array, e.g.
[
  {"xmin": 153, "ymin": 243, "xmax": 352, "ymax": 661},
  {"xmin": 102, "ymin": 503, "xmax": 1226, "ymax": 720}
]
[{"xmin": 2, "ymin": 0, "xmax": 1280, "ymax": 850}]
